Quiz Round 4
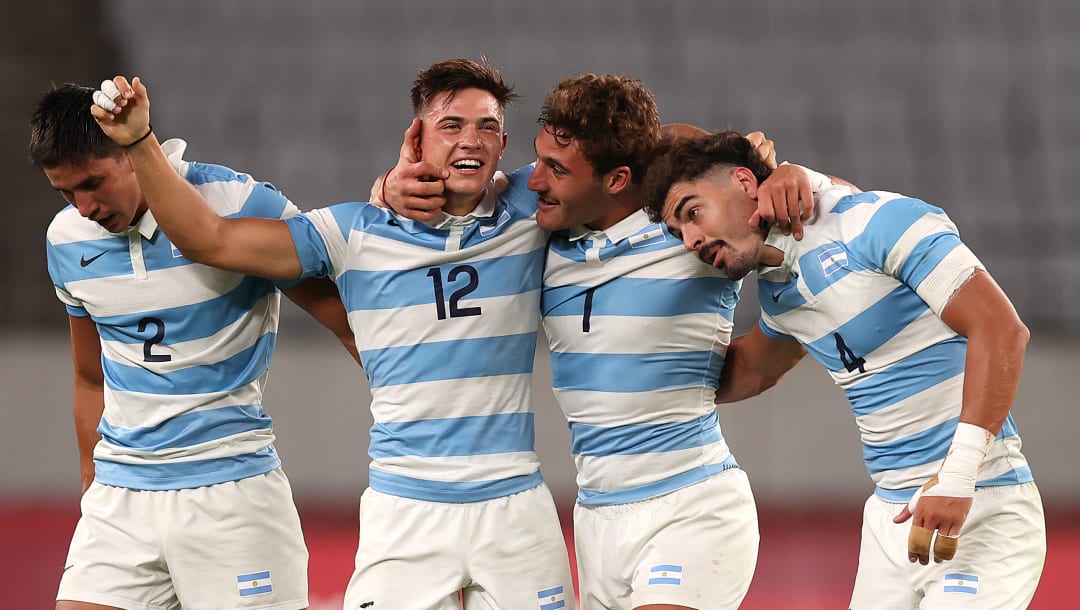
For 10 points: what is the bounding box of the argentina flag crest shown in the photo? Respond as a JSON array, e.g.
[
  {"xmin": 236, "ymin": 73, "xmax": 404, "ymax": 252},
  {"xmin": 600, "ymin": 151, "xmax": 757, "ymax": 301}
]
[
  {"xmin": 236, "ymin": 570, "xmax": 272, "ymax": 597},
  {"xmin": 943, "ymin": 572, "xmax": 979, "ymax": 595},
  {"xmin": 537, "ymin": 585, "xmax": 566, "ymax": 609},
  {"xmin": 648, "ymin": 564, "xmax": 683, "ymax": 585}
]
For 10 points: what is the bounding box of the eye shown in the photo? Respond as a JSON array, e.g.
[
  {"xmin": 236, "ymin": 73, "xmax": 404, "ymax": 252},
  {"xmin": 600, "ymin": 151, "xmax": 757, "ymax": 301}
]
[
  {"xmin": 687, "ymin": 207, "xmax": 699, "ymax": 220},
  {"xmin": 442, "ymin": 122, "xmax": 460, "ymax": 131},
  {"xmin": 481, "ymin": 123, "xmax": 499, "ymax": 132}
]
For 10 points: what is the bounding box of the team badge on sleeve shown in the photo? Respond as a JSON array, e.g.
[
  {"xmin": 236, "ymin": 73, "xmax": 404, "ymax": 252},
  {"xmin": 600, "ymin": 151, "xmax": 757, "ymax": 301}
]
[
  {"xmin": 943, "ymin": 572, "xmax": 979, "ymax": 595},
  {"xmin": 236, "ymin": 570, "xmax": 272, "ymax": 597},
  {"xmin": 537, "ymin": 585, "xmax": 566, "ymax": 610},
  {"xmin": 648, "ymin": 564, "xmax": 683, "ymax": 585}
]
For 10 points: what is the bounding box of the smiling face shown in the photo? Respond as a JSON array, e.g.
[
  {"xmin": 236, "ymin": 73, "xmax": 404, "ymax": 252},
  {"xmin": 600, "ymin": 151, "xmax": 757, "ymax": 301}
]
[
  {"xmin": 660, "ymin": 167, "xmax": 766, "ymax": 280},
  {"xmin": 417, "ymin": 87, "xmax": 507, "ymax": 214},
  {"xmin": 527, "ymin": 126, "xmax": 617, "ymax": 231},
  {"xmin": 42, "ymin": 154, "xmax": 146, "ymax": 233}
]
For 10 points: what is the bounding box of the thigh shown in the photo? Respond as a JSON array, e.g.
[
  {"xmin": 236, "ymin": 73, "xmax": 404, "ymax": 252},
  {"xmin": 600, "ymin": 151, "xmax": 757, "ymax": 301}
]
[
  {"xmin": 918, "ymin": 482, "xmax": 1046, "ymax": 610},
  {"xmin": 467, "ymin": 483, "xmax": 574, "ymax": 610},
  {"xmin": 629, "ymin": 470, "xmax": 759, "ymax": 610},
  {"xmin": 344, "ymin": 488, "xmax": 467, "ymax": 610},
  {"xmin": 57, "ymin": 483, "xmax": 178, "ymax": 610},
  {"xmin": 164, "ymin": 470, "xmax": 309, "ymax": 610},
  {"xmin": 849, "ymin": 495, "xmax": 919, "ymax": 610},
  {"xmin": 574, "ymin": 501, "xmax": 631, "ymax": 610}
]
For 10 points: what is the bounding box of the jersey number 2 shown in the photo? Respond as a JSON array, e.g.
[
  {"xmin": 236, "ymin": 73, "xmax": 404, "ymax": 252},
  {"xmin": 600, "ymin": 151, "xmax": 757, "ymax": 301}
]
[
  {"xmin": 427, "ymin": 265, "xmax": 482, "ymax": 320},
  {"xmin": 138, "ymin": 317, "xmax": 172, "ymax": 363}
]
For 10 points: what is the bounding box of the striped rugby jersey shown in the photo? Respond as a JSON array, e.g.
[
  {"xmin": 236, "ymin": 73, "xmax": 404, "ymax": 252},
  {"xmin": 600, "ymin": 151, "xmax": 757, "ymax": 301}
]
[
  {"xmin": 45, "ymin": 139, "xmax": 296, "ymax": 490},
  {"xmin": 543, "ymin": 209, "xmax": 741, "ymax": 506},
  {"xmin": 286, "ymin": 166, "xmax": 547, "ymax": 502},
  {"xmin": 758, "ymin": 186, "xmax": 1033, "ymax": 502}
]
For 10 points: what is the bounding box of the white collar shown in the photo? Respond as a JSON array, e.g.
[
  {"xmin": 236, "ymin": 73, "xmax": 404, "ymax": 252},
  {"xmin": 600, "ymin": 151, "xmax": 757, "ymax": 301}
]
[
  {"xmin": 424, "ymin": 187, "xmax": 499, "ymax": 229},
  {"xmin": 566, "ymin": 209, "xmax": 653, "ymax": 244}
]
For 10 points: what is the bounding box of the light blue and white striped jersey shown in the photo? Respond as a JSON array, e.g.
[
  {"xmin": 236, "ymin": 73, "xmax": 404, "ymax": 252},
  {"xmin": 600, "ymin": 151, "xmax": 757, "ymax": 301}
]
[
  {"xmin": 758, "ymin": 186, "xmax": 1033, "ymax": 502},
  {"xmin": 45, "ymin": 140, "xmax": 296, "ymax": 491},
  {"xmin": 543, "ymin": 209, "xmax": 741, "ymax": 506},
  {"xmin": 286, "ymin": 166, "xmax": 548, "ymax": 503}
]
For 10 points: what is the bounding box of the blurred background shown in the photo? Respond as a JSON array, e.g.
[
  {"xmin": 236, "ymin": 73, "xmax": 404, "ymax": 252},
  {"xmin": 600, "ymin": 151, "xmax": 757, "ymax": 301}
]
[{"xmin": 2, "ymin": 1, "xmax": 1077, "ymax": 607}]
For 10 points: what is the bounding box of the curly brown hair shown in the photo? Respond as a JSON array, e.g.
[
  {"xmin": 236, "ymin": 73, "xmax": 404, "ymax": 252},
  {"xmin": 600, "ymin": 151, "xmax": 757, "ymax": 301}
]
[
  {"xmin": 537, "ymin": 74, "xmax": 660, "ymax": 183},
  {"xmin": 642, "ymin": 130, "xmax": 774, "ymax": 222},
  {"xmin": 411, "ymin": 58, "xmax": 518, "ymax": 121}
]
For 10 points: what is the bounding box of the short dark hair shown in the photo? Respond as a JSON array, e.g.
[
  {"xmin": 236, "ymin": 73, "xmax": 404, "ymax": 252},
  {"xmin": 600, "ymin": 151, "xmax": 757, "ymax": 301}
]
[
  {"xmin": 29, "ymin": 83, "xmax": 123, "ymax": 168},
  {"xmin": 642, "ymin": 130, "xmax": 773, "ymax": 222},
  {"xmin": 411, "ymin": 58, "xmax": 518, "ymax": 119},
  {"xmin": 537, "ymin": 74, "xmax": 660, "ymax": 183}
]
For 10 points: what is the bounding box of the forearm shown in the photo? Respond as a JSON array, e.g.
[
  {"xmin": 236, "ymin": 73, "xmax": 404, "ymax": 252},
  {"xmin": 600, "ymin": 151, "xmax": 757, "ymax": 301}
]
[
  {"xmin": 958, "ymin": 323, "xmax": 1029, "ymax": 434},
  {"xmin": 715, "ymin": 328, "xmax": 806, "ymax": 404},
  {"xmin": 283, "ymin": 279, "xmax": 361, "ymax": 365},
  {"xmin": 73, "ymin": 379, "xmax": 104, "ymax": 493}
]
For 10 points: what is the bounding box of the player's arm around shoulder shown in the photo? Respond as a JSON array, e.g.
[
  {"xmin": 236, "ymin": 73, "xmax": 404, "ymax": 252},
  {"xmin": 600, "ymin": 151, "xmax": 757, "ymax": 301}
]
[
  {"xmin": 283, "ymin": 278, "xmax": 360, "ymax": 365},
  {"xmin": 715, "ymin": 322, "xmax": 807, "ymax": 404},
  {"xmin": 91, "ymin": 75, "xmax": 302, "ymax": 280},
  {"xmin": 68, "ymin": 314, "xmax": 104, "ymax": 494}
]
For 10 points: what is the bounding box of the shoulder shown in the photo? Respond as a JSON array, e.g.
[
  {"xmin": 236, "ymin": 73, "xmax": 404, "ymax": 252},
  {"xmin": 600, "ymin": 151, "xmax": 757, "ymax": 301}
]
[{"xmin": 47, "ymin": 206, "xmax": 101, "ymax": 245}]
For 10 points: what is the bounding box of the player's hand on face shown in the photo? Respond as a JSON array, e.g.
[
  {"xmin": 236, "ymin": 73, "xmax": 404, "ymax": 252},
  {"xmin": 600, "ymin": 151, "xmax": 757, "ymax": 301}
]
[
  {"xmin": 751, "ymin": 163, "xmax": 814, "ymax": 241},
  {"xmin": 90, "ymin": 76, "xmax": 151, "ymax": 147},
  {"xmin": 893, "ymin": 477, "xmax": 973, "ymax": 565},
  {"xmin": 379, "ymin": 118, "xmax": 450, "ymax": 223}
]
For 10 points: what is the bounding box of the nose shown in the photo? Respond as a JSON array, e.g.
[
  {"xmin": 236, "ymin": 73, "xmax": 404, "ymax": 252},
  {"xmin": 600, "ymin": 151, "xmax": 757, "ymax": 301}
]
[
  {"xmin": 682, "ymin": 226, "xmax": 704, "ymax": 253},
  {"xmin": 458, "ymin": 125, "xmax": 482, "ymax": 148},
  {"xmin": 73, "ymin": 192, "xmax": 100, "ymax": 219},
  {"xmin": 526, "ymin": 164, "xmax": 545, "ymax": 193}
]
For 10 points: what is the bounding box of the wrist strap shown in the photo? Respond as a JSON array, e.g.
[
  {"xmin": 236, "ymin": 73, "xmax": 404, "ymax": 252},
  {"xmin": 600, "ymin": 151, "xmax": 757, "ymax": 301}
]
[{"xmin": 123, "ymin": 124, "xmax": 153, "ymax": 149}]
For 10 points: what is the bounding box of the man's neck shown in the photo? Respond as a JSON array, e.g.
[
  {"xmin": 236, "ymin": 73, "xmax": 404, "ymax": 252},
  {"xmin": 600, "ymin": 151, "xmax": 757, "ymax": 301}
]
[
  {"xmin": 583, "ymin": 188, "xmax": 643, "ymax": 232},
  {"xmin": 442, "ymin": 191, "xmax": 484, "ymax": 218}
]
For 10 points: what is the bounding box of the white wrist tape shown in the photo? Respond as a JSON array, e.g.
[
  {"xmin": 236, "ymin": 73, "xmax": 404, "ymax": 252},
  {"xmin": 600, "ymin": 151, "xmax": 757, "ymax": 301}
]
[
  {"xmin": 780, "ymin": 162, "xmax": 832, "ymax": 194},
  {"xmin": 908, "ymin": 423, "xmax": 993, "ymax": 513}
]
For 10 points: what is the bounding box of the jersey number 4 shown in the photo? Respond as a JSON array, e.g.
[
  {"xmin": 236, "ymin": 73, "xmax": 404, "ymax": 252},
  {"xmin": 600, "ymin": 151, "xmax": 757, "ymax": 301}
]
[{"xmin": 427, "ymin": 265, "xmax": 482, "ymax": 320}]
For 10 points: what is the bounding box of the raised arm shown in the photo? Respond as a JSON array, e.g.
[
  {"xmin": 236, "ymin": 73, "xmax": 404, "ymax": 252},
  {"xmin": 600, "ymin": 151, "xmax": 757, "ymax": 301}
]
[
  {"xmin": 715, "ymin": 323, "xmax": 807, "ymax": 404},
  {"xmin": 90, "ymin": 76, "xmax": 301, "ymax": 280},
  {"xmin": 371, "ymin": 118, "xmax": 448, "ymax": 222},
  {"xmin": 69, "ymin": 315, "xmax": 104, "ymax": 493}
]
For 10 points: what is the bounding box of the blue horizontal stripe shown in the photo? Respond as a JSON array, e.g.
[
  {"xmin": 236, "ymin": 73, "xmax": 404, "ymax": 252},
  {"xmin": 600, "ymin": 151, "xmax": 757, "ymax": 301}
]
[
  {"xmin": 875, "ymin": 485, "xmax": 922, "ymax": 502},
  {"xmin": 896, "ymin": 232, "xmax": 961, "ymax": 289},
  {"xmin": 652, "ymin": 564, "xmax": 683, "ymax": 572},
  {"xmin": 943, "ymin": 586, "xmax": 977, "ymax": 594},
  {"xmin": 548, "ymin": 227, "xmax": 681, "ymax": 264},
  {"xmin": 93, "ymin": 274, "xmax": 277, "ymax": 344},
  {"xmin": 186, "ymin": 161, "xmax": 251, "ymax": 187},
  {"xmin": 369, "ymin": 413, "xmax": 535, "ymax": 459},
  {"xmin": 237, "ymin": 571, "xmax": 270, "ymax": 583},
  {"xmin": 48, "ymin": 236, "xmax": 134, "ymax": 282},
  {"xmin": 93, "ymin": 447, "xmax": 279, "ymax": 490},
  {"xmin": 830, "ymin": 191, "xmax": 881, "ymax": 214},
  {"xmin": 944, "ymin": 573, "xmax": 978, "ymax": 582},
  {"xmin": 537, "ymin": 586, "xmax": 564, "ymax": 598},
  {"xmin": 239, "ymin": 585, "xmax": 273, "ymax": 597},
  {"xmin": 978, "ymin": 466, "xmax": 1033, "ymax": 487},
  {"xmin": 848, "ymin": 196, "xmax": 945, "ymax": 271},
  {"xmin": 287, "ymin": 214, "xmax": 333, "ymax": 279},
  {"xmin": 543, "ymin": 276, "xmax": 738, "ymax": 320},
  {"xmin": 551, "ymin": 351, "xmax": 722, "ymax": 393},
  {"xmin": 803, "ymin": 285, "xmax": 929, "ymax": 372},
  {"xmin": 577, "ymin": 458, "xmax": 738, "ymax": 506},
  {"xmin": 98, "ymin": 405, "xmax": 271, "ymax": 452},
  {"xmin": 846, "ymin": 338, "xmax": 967, "ymax": 416},
  {"xmin": 103, "ymin": 332, "xmax": 276, "ymax": 395},
  {"xmin": 540, "ymin": 601, "xmax": 566, "ymax": 610},
  {"xmin": 649, "ymin": 578, "xmax": 681, "ymax": 585},
  {"xmin": 758, "ymin": 276, "xmax": 806, "ymax": 317},
  {"xmin": 863, "ymin": 417, "xmax": 957, "ymax": 475},
  {"xmin": 758, "ymin": 318, "xmax": 795, "ymax": 341},
  {"xmin": 232, "ymin": 182, "xmax": 290, "ymax": 221},
  {"xmin": 571, "ymin": 411, "xmax": 721, "ymax": 457},
  {"xmin": 368, "ymin": 469, "xmax": 542, "ymax": 503},
  {"xmin": 338, "ymin": 248, "xmax": 544, "ymax": 311},
  {"xmin": 363, "ymin": 333, "xmax": 536, "ymax": 388},
  {"xmin": 138, "ymin": 231, "xmax": 191, "ymax": 272}
]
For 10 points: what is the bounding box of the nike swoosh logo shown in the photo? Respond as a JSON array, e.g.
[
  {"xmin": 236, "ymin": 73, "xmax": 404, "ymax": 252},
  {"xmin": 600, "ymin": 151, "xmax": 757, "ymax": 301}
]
[
  {"xmin": 771, "ymin": 290, "xmax": 785, "ymax": 303},
  {"xmin": 80, "ymin": 251, "xmax": 107, "ymax": 267}
]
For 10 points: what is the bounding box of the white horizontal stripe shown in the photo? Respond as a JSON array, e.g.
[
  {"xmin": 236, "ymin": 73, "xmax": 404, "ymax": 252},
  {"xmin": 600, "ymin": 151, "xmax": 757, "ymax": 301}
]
[
  {"xmin": 873, "ymin": 462, "xmax": 939, "ymax": 492},
  {"xmin": 978, "ymin": 436, "xmax": 1028, "ymax": 481},
  {"xmin": 370, "ymin": 374, "xmax": 534, "ymax": 423},
  {"xmin": 776, "ymin": 270, "xmax": 899, "ymax": 345},
  {"xmin": 66, "ymin": 262, "xmax": 248, "ymax": 318},
  {"xmin": 829, "ymin": 309, "xmax": 957, "ymax": 388},
  {"xmin": 99, "ymin": 293, "xmax": 279, "ymax": 374},
  {"xmin": 46, "ymin": 208, "xmax": 113, "ymax": 245},
  {"xmin": 575, "ymin": 440, "xmax": 731, "ymax": 493},
  {"xmin": 101, "ymin": 381, "xmax": 266, "ymax": 429},
  {"xmin": 350, "ymin": 291, "xmax": 540, "ymax": 352},
  {"xmin": 855, "ymin": 374, "xmax": 964, "ymax": 445},
  {"xmin": 553, "ymin": 386, "xmax": 716, "ymax": 427},
  {"xmin": 545, "ymin": 312, "xmax": 730, "ymax": 356},
  {"xmin": 545, "ymin": 245, "xmax": 722, "ymax": 286},
  {"xmin": 95, "ymin": 428, "xmax": 276, "ymax": 464},
  {"xmin": 371, "ymin": 451, "xmax": 540, "ymax": 483},
  {"xmin": 882, "ymin": 211, "xmax": 956, "ymax": 276}
]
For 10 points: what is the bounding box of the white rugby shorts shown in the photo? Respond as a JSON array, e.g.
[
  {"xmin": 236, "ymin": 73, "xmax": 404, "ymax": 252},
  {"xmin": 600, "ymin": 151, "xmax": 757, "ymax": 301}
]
[{"xmin": 57, "ymin": 468, "xmax": 308, "ymax": 610}]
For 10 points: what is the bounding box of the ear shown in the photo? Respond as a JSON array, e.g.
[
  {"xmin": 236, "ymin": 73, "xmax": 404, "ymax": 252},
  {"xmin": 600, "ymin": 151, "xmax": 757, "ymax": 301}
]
[
  {"xmin": 732, "ymin": 166, "xmax": 760, "ymax": 200},
  {"xmin": 604, "ymin": 166, "xmax": 632, "ymax": 195},
  {"xmin": 499, "ymin": 132, "xmax": 508, "ymax": 159}
]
